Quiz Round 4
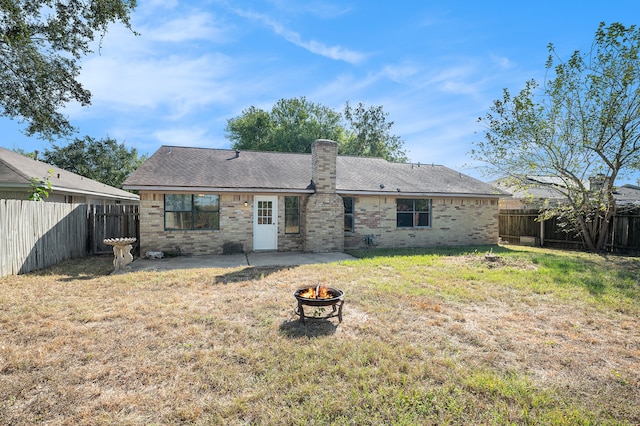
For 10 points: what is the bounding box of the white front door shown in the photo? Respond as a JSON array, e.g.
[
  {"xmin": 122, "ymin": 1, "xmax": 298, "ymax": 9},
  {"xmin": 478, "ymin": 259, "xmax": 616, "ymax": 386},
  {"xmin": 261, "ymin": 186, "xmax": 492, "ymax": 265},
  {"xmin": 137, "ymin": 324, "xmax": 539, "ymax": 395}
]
[{"xmin": 253, "ymin": 196, "xmax": 278, "ymax": 250}]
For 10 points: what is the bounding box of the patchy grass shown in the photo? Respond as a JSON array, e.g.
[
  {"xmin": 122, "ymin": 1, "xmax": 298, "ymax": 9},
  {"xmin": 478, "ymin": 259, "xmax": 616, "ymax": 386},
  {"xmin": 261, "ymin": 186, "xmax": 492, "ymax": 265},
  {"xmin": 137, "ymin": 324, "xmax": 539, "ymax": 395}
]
[{"xmin": 1, "ymin": 246, "xmax": 639, "ymax": 425}]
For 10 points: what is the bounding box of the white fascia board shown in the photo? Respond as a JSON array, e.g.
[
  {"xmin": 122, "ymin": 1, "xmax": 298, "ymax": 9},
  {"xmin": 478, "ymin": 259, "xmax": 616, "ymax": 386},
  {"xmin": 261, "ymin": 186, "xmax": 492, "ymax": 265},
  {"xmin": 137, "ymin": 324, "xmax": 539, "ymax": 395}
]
[
  {"xmin": 50, "ymin": 185, "xmax": 139, "ymax": 200},
  {"xmin": 123, "ymin": 186, "xmax": 314, "ymax": 194},
  {"xmin": 337, "ymin": 190, "xmax": 501, "ymax": 198}
]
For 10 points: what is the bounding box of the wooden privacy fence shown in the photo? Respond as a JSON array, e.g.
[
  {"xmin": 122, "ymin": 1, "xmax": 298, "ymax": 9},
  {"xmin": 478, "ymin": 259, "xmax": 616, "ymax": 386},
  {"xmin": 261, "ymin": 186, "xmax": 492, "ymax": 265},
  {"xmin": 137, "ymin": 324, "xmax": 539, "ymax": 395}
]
[
  {"xmin": 610, "ymin": 209, "xmax": 640, "ymax": 255},
  {"xmin": 0, "ymin": 200, "xmax": 140, "ymax": 277},
  {"xmin": 88, "ymin": 204, "xmax": 139, "ymax": 255},
  {"xmin": 0, "ymin": 199, "xmax": 88, "ymax": 276},
  {"xmin": 499, "ymin": 208, "xmax": 640, "ymax": 253},
  {"xmin": 499, "ymin": 209, "xmax": 583, "ymax": 249}
]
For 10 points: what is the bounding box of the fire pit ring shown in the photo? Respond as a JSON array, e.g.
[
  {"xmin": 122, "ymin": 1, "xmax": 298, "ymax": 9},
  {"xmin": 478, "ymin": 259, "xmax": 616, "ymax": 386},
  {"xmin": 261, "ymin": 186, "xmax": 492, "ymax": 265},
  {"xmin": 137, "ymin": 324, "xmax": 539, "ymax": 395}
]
[{"xmin": 294, "ymin": 285, "xmax": 344, "ymax": 324}]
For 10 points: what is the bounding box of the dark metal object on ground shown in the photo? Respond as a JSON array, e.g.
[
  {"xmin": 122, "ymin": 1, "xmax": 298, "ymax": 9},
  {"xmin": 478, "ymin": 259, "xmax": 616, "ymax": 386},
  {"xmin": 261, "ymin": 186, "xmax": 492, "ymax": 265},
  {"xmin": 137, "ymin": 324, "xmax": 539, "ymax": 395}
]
[{"xmin": 294, "ymin": 286, "xmax": 344, "ymax": 324}]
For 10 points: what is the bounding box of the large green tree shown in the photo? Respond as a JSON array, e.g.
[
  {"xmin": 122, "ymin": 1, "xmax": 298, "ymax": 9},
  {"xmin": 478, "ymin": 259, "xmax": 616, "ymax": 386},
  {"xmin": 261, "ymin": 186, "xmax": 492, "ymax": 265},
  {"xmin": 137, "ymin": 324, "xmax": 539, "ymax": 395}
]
[
  {"xmin": 42, "ymin": 136, "xmax": 146, "ymax": 188},
  {"xmin": 225, "ymin": 97, "xmax": 407, "ymax": 161},
  {"xmin": 341, "ymin": 101, "xmax": 408, "ymax": 162},
  {"xmin": 1, "ymin": 0, "xmax": 137, "ymax": 140},
  {"xmin": 473, "ymin": 22, "xmax": 640, "ymax": 252},
  {"xmin": 226, "ymin": 97, "xmax": 344, "ymax": 154}
]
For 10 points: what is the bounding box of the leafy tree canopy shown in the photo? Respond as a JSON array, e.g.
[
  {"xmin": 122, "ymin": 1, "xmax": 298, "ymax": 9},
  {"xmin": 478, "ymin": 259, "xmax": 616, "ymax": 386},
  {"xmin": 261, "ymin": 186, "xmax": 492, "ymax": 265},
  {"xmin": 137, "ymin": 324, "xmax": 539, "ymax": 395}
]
[
  {"xmin": 225, "ymin": 97, "xmax": 407, "ymax": 162},
  {"xmin": 473, "ymin": 22, "xmax": 640, "ymax": 252},
  {"xmin": 226, "ymin": 97, "xmax": 344, "ymax": 154},
  {"xmin": 0, "ymin": 0, "xmax": 137, "ymax": 140},
  {"xmin": 341, "ymin": 101, "xmax": 407, "ymax": 162},
  {"xmin": 41, "ymin": 136, "xmax": 146, "ymax": 189}
]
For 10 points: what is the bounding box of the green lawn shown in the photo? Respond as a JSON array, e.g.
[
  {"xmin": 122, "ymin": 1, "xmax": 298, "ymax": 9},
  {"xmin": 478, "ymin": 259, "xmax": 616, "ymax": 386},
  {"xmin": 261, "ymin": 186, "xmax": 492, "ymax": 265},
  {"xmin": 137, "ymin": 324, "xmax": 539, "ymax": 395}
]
[{"xmin": 1, "ymin": 245, "xmax": 638, "ymax": 425}]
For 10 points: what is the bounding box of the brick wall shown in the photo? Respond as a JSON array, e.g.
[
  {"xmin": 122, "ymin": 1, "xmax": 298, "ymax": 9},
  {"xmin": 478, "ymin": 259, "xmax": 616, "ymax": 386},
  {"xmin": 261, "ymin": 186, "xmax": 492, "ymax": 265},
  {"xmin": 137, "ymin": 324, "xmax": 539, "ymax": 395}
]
[
  {"xmin": 138, "ymin": 192, "xmax": 305, "ymax": 255},
  {"xmin": 303, "ymin": 140, "xmax": 344, "ymax": 252},
  {"xmin": 303, "ymin": 193, "xmax": 344, "ymax": 252},
  {"xmin": 139, "ymin": 191, "xmax": 498, "ymax": 254},
  {"xmin": 311, "ymin": 139, "xmax": 337, "ymax": 193},
  {"xmin": 344, "ymin": 195, "xmax": 499, "ymax": 249}
]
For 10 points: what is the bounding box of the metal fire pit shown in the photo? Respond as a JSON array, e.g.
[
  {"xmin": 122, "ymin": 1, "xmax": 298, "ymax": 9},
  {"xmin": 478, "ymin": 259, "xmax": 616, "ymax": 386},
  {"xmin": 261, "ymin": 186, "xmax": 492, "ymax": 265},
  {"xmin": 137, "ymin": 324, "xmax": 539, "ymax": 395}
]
[{"xmin": 294, "ymin": 286, "xmax": 344, "ymax": 324}]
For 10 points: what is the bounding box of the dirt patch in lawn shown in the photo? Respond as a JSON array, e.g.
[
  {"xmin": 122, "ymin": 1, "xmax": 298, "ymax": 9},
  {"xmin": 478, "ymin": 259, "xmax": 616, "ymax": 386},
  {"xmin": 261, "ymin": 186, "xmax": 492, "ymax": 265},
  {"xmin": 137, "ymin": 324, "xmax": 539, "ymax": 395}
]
[{"xmin": 442, "ymin": 252, "xmax": 539, "ymax": 270}]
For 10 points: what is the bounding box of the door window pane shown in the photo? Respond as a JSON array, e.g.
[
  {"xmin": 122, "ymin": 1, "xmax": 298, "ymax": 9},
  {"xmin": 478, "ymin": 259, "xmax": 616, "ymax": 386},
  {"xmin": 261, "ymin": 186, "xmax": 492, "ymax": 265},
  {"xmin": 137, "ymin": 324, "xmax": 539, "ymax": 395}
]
[{"xmin": 258, "ymin": 201, "xmax": 273, "ymax": 225}]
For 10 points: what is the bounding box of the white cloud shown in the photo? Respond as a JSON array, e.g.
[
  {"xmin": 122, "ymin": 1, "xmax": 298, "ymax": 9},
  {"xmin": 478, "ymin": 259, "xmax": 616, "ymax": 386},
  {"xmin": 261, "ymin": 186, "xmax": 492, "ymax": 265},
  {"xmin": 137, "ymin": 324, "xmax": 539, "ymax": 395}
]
[
  {"xmin": 381, "ymin": 64, "xmax": 419, "ymax": 83},
  {"xmin": 72, "ymin": 8, "xmax": 241, "ymax": 120},
  {"xmin": 77, "ymin": 53, "xmax": 234, "ymax": 118},
  {"xmin": 233, "ymin": 8, "xmax": 367, "ymax": 64},
  {"xmin": 306, "ymin": 72, "xmax": 381, "ymax": 106},
  {"xmin": 152, "ymin": 127, "xmax": 212, "ymax": 147},
  {"xmin": 140, "ymin": 12, "xmax": 229, "ymax": 43},
  {"xmin": 490, "ymin": 54, "xmax": 514, "ymax": 70},
  {"xmin": 267, "ymin": 0, "xmax": 352, "ymax": 18},
  {"xmin": 138, "ymin": 0, "xmax": 180, "ymax": 12}
]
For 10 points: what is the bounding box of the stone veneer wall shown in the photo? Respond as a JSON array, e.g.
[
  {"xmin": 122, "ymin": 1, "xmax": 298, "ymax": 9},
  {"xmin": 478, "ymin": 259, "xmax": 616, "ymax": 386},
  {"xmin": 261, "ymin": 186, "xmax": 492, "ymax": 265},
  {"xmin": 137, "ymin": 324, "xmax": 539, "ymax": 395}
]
[
  {"xmin": 344, "ymin": 195, "xmax": 499, "ymax": 249},
  {"xmin": 138, "ymin": 192, "xmax": 305, "ymax": 255}
]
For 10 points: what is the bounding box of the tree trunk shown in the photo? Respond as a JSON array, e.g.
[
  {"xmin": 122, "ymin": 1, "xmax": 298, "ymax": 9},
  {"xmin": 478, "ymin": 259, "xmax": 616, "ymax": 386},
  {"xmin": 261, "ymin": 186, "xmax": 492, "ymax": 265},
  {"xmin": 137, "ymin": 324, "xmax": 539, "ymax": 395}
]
[
  {"xmin": 595, "ymin": 205, "xmax": 615, "ymax": 252},
  {"xmin": 576, "ymin": 213, "xmax": 597, "ymax": 252}
]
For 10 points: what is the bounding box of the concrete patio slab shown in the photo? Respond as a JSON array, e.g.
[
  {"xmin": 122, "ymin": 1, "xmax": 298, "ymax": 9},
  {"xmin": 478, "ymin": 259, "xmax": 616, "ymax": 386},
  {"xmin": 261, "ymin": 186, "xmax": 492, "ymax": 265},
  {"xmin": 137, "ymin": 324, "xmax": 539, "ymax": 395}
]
[{"xmin": 128, "ymin": 251, "xmax": 356, "ymax": 272}]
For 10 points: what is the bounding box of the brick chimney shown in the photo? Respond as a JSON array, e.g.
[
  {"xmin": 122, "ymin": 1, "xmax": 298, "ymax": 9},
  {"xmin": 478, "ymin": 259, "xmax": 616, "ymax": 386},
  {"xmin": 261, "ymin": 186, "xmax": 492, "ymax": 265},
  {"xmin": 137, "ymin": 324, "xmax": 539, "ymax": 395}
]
[
  {"xmin": 312, "ymin": 139, "xmax": 338, "ymax": 193},
  {"xmin": 589, "ymin": 174, "xmax": 609, "ymax": 193},
  {"xmin": 303, "ymin": 140, "xmax": 344, "ymax": 252}
]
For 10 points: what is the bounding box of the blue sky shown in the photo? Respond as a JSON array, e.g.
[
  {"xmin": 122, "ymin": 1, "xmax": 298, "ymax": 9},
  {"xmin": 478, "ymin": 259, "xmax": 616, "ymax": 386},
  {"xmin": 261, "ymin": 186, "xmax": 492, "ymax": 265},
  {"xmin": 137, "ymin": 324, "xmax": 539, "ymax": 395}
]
[{"xmin": 2, "ymin": 0, "xmax": 640, "ymax": 183}]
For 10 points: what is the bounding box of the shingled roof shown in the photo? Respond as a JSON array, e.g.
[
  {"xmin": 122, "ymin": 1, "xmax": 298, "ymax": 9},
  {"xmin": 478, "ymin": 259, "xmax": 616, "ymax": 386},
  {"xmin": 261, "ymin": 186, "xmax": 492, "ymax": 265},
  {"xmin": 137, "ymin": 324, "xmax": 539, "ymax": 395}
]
[
  {"xmin": 0, "ymin": 147, "xmax": 139, "ymax": 201},
  {"xmin": 123, "ymin": 145, "xmax": 500, "ymax": 198}
]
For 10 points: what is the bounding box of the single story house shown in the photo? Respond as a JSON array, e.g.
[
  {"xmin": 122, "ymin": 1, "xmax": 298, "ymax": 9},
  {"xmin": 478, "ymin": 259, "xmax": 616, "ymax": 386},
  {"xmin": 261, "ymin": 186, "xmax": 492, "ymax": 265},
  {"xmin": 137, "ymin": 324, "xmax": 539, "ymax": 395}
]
[
  {"xmin": 0, "ymin": 147, "xmax": 139, "ymax": 204},
  {"xmin": 123, "ymin": 139, "xmax": 501, "ymax": 255}
]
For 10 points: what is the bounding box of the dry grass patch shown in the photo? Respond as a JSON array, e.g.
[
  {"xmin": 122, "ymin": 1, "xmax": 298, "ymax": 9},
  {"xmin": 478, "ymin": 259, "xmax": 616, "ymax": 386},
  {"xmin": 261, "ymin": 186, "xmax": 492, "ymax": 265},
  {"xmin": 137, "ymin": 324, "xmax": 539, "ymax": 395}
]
[{"xmin": 1, "ymin": 247, "xmax": 639, "ymax": 425}]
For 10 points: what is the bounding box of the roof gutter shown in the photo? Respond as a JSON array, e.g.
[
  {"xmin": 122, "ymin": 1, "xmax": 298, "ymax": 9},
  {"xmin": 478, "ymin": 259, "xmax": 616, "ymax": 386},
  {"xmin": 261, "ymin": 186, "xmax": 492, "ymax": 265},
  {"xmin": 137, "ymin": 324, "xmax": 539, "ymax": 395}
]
[
  {"xmin": 123, "ymin": 185, "xmax": 314, "ymax": 194},
  {"xmin": 337, "ymin": 190, "xmax": 502, "ymax": 198},
  {"xmin": 49, "ymin": 185, "xmax": 139, "ymax": 200},
  {"xmin": 123, "ymin": 185, "xmax": 502, "ymax": 198},
  {"xmin": 0, "ymin": 182, "xmax": 138, "ymax": 200},
  {"xmin": 0, "ymin": 182, "xmax": 30, "ymax": 189}
]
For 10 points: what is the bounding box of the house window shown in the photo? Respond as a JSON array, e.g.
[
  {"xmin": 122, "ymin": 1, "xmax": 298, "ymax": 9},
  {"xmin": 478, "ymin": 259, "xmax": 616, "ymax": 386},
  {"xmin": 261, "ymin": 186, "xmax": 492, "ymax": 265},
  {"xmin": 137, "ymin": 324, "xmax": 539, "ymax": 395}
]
[
  {"xmin": 165, "ymin": 194, "xmax": 220, "ymax": 230},
  {"xmin": 343, "ymin": 197, "xmax": 354, "ymax": 233},
  {"xmin": 285, "ymin": 196, "xmax": 300, "ymax": 234},
  {"xmin": 397, "ymin": 198, "xmax": 431, "ymax": 228}
]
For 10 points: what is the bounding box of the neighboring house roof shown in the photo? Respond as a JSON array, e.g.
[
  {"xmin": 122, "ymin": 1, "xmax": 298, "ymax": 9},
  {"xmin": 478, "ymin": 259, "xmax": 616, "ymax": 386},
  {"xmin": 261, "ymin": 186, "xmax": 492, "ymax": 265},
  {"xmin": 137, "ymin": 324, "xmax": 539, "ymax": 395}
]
[
  {"xmin": 123, "ymin": 146, "xmax": 501, "ymax": 198},
  {"xmin": 614, "ymin": 184, "xmax": 640, "ymax": 206},
  {"xmin": 0, "ymin": 147, "xmax": 139, "ymax": 201},
  {"xmin": 492, "ymin": 175, "xmax": 640, "ymax": 206},
  {"xmin": 491, "ymin": 176, "xmax": 570, "ymax": 202}
]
